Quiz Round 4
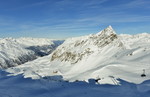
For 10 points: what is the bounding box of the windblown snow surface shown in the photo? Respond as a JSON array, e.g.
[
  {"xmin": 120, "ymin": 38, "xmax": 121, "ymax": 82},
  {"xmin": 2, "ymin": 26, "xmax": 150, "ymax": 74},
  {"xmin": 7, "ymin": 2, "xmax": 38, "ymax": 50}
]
[{"xmin": 1, "ymin": 26, "xmax": 150, "ymax": 97}]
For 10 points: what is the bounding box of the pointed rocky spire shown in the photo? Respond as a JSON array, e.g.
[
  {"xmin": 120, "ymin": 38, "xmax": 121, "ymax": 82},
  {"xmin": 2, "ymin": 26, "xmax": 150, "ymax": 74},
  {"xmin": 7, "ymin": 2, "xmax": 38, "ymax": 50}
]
[{"xmin": 97, "ymin": 25, "xmax": 116, "ymax": 36}]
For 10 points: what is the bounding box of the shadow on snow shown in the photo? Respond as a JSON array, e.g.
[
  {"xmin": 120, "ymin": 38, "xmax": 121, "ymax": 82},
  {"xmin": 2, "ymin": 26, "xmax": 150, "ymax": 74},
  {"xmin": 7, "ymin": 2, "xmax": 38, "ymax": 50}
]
[{"xmin": 0, "ymin": 70, "xmax": 150, "ymax": 97}]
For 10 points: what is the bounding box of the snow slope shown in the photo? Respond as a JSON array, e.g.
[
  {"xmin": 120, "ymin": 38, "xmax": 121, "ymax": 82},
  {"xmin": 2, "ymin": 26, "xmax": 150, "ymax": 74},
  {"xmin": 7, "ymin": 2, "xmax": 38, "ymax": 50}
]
[
  {"xmin": 0, "ymin": 37, "xmax": 63, "ymax": 69},
  {"xmin": 7, "ymin": 26, "xmax": 150, "ymax": 84},
  {"xmin": 0, "ymin": 70, "xmax": 150, "ymax": 97}
]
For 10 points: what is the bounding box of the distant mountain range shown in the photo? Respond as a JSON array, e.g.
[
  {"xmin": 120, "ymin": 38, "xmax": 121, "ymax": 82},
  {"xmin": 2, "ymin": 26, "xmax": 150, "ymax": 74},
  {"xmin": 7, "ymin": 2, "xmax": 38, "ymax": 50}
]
[
  {"xmin": 1, "ymin": 26, "xmax": 150, "ymax": 84},
  {"xmin": 0, "ymin": 37, "xmax": 63, "ymax": 68}
]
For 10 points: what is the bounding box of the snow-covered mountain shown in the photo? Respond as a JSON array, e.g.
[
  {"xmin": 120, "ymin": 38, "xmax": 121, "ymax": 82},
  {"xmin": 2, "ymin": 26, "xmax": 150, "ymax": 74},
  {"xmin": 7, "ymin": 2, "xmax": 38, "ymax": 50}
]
[
  {"xmin": 0, "ymin": 37, "xmax": 63, "ymax": 69},
  {"xmin": 50, "ymin": 26, "xmax": 124, "ymax": 64},
  {"xmin": 7, "ymin": 26, "xmax": 150, "ymax": 84}
]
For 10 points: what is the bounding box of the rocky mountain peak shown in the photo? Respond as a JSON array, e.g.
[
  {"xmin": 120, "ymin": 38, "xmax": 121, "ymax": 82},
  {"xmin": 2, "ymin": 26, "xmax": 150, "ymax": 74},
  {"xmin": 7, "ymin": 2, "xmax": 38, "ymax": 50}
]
[
  {"xmin": 50, "ymin": 26, "xmax": 123, "ymax": 64},
  {"xmin": 97, "ymin": 25, "xmax": 116, "ymax": 36}
]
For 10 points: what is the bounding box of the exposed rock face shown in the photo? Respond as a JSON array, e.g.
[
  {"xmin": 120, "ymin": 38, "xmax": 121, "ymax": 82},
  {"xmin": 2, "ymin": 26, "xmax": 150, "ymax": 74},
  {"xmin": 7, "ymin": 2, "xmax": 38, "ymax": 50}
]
[
  {"xmin": 50, "ymin": 26, "xmax": 123, "ymax": 64},
  {"xmin": 51, "ymin": 48, "xmax": 93, "ymax": 64},
  {"xmin": 5, "ymin": 28, "xmax": 150, "ymax": 84}
]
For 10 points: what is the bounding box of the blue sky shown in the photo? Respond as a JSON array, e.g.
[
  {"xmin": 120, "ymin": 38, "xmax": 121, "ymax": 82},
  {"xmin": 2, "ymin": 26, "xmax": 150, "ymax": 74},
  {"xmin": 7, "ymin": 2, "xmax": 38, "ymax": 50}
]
[{"xmin": 0, "ymin": 0, "xmax": 150, "ymax": 39}]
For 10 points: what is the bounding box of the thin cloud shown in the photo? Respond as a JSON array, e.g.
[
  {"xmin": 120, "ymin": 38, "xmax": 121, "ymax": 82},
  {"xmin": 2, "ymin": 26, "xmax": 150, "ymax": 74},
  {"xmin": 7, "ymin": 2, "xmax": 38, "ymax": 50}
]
[
  {"xmin": 9, "ymin": 13, "xmax": 150, "ymax": 34},
  {"xmin": 4, "ymin": 0, "xmax": 52, "ymax": 11},
  {"xmin": 123, "ymin": 0, "xmax": 150, "ymax": 8},
  {"xmin": 82, "ymin": 0, "xmax": 108, "ymax": 7},
  {"xmin": 75, "ymin": 13, "xmax": 150, "ymax": 24},
  {"xmin": 0, "ymin": 0, "xmax": 150, "ymax": 38}
]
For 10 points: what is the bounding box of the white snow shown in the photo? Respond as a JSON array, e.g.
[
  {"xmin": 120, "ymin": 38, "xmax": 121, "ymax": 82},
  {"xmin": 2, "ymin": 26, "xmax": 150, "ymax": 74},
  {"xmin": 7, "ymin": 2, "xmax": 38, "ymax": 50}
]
[
  {"xmin": 0, "ymin": 37, "xmax": 63, "ymax": 68},
  {"xmin": 0, "ymin": 70, "xmax": 150, "ymax": 97},
  {"xmin": 6, "ymin": 26, "xmax": 150, "ymax": 85},
  {"xmin": 0, "ymin": 26, "xmax": 150, "ymax": 97}
]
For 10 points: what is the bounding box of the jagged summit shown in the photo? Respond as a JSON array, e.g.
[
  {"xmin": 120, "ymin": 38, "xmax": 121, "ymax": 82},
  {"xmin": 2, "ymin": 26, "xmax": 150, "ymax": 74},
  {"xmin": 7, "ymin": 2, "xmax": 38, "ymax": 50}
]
[
  {"xmin": 6, "ymin": 27, "xmax": 150, "ymax": 85},
  {"xmin": 50, "ymin": 26, "xmax": 123, "ymax": 64},
  {"xmin": 96, "ymin": 25, "xmax": 116, "ymax": 36}
]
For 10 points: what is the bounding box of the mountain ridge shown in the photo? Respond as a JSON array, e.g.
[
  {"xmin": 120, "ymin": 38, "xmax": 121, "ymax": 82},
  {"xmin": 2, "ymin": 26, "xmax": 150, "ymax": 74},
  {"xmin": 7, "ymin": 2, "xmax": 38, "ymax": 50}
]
[
  {"xmin": 0, "ymin": 38, "xmax": 63, "ymax": 68},
  {"xmin": 5, "ymin": 26, "xmax": 150, "ymax": 85},
  {"xmin": 50, "ymin": 26, "xmax": 124, "ymax": 64}
]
